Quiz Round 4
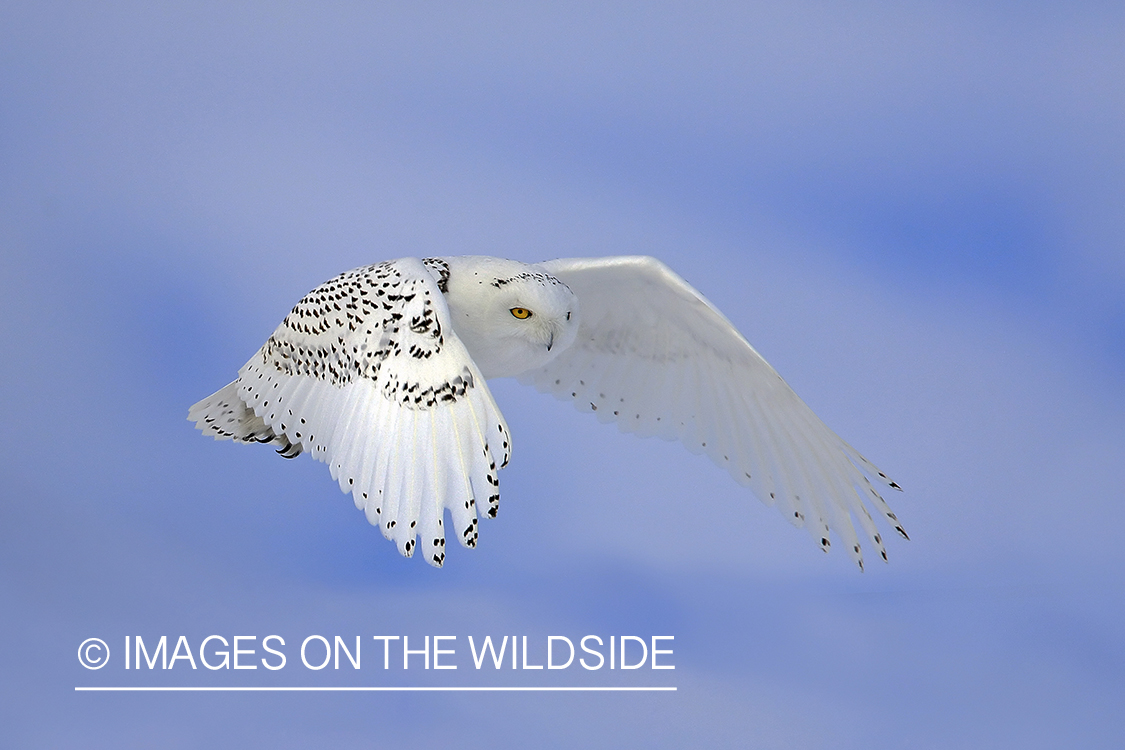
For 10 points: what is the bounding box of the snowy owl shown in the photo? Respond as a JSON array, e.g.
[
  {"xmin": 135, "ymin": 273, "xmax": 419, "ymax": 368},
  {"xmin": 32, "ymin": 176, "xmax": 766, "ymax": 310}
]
[{"xmin": 189, "ymin": 255, "xmax": 905, "ymax": 569}]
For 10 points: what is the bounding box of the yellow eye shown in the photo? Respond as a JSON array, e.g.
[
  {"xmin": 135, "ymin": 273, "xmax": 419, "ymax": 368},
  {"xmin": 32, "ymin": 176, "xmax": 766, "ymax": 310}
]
[{"xmin": 509, "ymin": 307, "xmax": 532, "ymax": 319}]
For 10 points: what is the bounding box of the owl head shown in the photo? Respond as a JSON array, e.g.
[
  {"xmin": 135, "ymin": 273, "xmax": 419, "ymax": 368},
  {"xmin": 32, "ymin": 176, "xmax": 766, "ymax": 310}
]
[{"xmin": 440, "ymin": 256, "xmax": 579, "ymax": 379}]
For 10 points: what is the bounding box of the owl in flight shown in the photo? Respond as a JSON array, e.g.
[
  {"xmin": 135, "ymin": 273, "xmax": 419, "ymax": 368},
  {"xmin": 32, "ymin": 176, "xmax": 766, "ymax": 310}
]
[{"xmin": 190, "ymin": 256, "xmax": 905, "ymax": 569}]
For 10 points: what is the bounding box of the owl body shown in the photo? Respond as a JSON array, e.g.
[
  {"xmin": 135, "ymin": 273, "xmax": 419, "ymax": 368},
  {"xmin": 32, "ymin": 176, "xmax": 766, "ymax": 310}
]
[{"xmin": 190, "ymin": 255, "xmax": 906, "ymax": 569}]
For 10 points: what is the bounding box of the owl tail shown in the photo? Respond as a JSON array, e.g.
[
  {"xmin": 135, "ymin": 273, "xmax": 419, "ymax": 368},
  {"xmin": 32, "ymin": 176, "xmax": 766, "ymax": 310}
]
[{"xmin": 188, "ymin": 380, "xmax": 303, "ymax": 458}]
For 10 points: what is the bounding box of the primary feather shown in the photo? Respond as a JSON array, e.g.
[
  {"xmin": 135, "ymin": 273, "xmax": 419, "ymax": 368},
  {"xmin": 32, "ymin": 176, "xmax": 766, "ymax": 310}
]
[{"xmin": 190, "ymin": 254, "xmax": 904, "ymax": 569}]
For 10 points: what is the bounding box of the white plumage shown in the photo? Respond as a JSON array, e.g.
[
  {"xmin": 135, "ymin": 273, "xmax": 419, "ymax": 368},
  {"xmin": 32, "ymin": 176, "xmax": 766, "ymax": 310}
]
[{"xmin": 189, "ymin": 255, "xmax": 905, "ymax": 569}]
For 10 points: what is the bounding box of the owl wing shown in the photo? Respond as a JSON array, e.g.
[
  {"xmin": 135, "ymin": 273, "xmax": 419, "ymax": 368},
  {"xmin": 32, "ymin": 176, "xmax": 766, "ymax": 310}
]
[
  {"xmin": 189, "ymin": 258, "xmax": 511, "ymax": 567},
  {"xmin": 521, "ymin": 255, "xmax": 904, "ymax": 569}
]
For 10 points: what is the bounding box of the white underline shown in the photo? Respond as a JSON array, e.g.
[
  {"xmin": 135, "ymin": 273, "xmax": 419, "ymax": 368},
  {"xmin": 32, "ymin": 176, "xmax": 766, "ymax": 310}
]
[{"xmin": 75, "ymin": 686, "xmax": 676, "ymax": 692}]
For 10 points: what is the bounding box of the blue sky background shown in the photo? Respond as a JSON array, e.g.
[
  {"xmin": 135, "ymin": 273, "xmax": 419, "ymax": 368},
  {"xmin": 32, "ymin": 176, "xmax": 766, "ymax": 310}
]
[{"xmin": 2, "ymin": 1, "xmax": 1123, "ymax": 747}]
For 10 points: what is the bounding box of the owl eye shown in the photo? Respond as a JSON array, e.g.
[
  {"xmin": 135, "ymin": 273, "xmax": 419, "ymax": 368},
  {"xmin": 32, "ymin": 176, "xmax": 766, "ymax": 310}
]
[{"xmin": 510, "ymin": 307, "xmax": 533, "ymax": 319}]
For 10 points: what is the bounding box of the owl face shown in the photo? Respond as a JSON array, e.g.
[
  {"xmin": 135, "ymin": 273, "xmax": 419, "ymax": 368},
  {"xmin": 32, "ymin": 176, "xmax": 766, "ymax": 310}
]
[
  {"xmin": 441, "ymin": 257, "xmax": 579, "ymax": 379},
  {"xmin": 492, "ymin": 276, "xmax": 578, "ymax": 349}
]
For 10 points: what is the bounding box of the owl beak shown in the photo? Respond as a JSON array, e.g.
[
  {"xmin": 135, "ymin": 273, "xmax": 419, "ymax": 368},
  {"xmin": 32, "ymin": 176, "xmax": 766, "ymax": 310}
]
[{"xmin": 546, "ymin": 330, "xmax": 555, "ymax": 352}]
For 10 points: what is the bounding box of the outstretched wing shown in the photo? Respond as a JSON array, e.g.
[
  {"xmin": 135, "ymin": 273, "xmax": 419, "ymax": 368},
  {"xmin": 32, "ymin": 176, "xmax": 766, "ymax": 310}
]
[
  {"xmin": 520, "ymin": 255, "xmax": 904, "ymax": 569},
  {"xmin": 190, "ymin": 258, "xmax": 511, "ymax": 567}
]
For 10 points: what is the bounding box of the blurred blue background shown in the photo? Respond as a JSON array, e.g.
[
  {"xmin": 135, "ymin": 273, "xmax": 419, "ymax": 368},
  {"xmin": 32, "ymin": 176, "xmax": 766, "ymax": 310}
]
[{"xmin": 2, "ymin": 2, "xmax": 1123, "ymax": 747}]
